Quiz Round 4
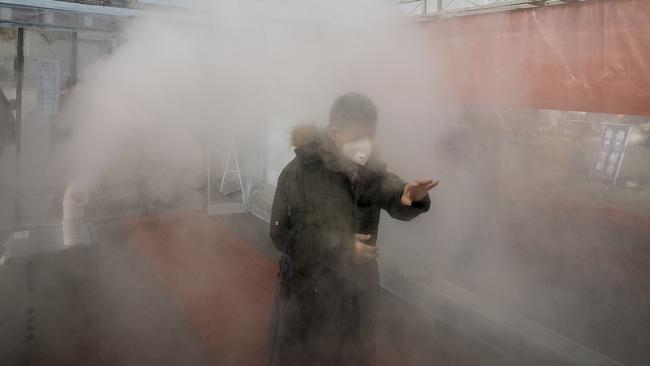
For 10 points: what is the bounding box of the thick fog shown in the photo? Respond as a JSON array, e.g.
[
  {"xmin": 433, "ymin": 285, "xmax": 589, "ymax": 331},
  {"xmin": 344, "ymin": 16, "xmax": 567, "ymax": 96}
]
[
  {"xmin": 40, "ymin": 1, "xmax": 649, "ymax": 365},
  {"xmin": 62, "ymin": 0, "xmax": 442, "ymax": 204}
]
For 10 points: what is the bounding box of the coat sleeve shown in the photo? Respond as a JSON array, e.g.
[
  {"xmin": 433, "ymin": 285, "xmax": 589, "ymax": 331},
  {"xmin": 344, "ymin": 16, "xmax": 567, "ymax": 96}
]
[
  {"xmin": 376, "ymin": 169, "xmax": 431, "ymax": 221},
  {"xmin": 269, "ymin": 166, "xmax": 296, "ymax": 254}
]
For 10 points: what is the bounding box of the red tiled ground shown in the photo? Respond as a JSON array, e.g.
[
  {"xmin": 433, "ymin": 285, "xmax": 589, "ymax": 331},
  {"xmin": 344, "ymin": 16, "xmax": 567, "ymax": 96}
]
[
  {"xmin": 129, "ymin": 211, "xmax": 277, "ymax": 366},
  {"xmin": 128, "ymin": 211, "xmax": 410, "ymax": 366}
]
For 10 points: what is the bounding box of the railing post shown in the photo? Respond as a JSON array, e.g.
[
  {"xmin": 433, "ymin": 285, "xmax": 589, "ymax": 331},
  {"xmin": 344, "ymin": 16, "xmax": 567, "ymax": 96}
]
[{"xmin": 14, "ymin": 27, "xmax": 24, "ymax": 226}]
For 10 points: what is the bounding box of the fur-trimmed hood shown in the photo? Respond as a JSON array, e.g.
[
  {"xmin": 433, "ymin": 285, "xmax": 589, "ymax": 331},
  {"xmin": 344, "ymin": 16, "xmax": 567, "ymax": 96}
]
[
  {"xmin": 291, "ymin": 124, "xmax": 322, "ymax": 148},
  {"xmin": 289, "ymin": 124, "xmax": 356, "ymax": 174},
  {"xmin": 289, "ymin": 124, "xmax": 384, "ymax": 175}
]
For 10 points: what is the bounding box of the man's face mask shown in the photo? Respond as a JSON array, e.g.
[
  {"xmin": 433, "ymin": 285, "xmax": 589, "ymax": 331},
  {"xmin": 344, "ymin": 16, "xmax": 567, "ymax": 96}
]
[{"xmin": 341, "ymin": 137, "xmax": 373, "ymax": 166}]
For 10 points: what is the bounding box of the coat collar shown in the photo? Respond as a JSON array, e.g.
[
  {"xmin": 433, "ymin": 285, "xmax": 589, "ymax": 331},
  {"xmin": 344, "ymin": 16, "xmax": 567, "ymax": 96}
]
[{"xmin": 290, "ymin": 124, "xmax": 387, "ymax": 178}]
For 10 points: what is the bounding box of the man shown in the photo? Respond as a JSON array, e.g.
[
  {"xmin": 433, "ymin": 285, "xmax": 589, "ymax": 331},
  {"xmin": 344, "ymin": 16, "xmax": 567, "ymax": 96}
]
[{"xmin": 269, "ymin": 93, "xmax": 437, "ymax": 366}]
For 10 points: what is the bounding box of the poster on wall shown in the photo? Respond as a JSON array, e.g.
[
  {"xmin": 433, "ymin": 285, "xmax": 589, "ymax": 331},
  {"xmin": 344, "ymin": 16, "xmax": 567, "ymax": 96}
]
[
  {"xmin": 35, "ymin": 58, "xmax": 60, "ymax": 115},
  {"xmin": 589, "ymin": 123, "xmax": 632, "ymax": 186}
]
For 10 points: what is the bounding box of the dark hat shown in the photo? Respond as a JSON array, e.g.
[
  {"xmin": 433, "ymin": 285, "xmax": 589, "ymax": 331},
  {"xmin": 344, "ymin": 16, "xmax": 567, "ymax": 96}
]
[{"xmin": 328, "ymin": 92, "xmax": 377, "ymax": 130}]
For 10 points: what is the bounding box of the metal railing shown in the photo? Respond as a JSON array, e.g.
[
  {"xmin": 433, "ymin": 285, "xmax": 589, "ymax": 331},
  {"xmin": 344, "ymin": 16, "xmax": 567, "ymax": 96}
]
[{"xmin": 400, "ymin": 0, "xmax": 586, "ymax": 18}]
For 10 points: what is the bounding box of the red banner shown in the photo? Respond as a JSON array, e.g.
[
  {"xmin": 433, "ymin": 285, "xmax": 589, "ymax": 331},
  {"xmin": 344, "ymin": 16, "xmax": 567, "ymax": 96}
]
[{"xmin": 426, "ymin": 0, "xmax": 650, "ymax": 116}]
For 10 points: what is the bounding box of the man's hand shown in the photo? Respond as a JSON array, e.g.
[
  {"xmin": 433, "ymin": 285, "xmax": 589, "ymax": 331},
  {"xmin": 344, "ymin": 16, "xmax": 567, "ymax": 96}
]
[
  {"xmin": 401, "ymin": 179, "xmax": 439, "ymax": 206},
  {"xmin": 353, "ymin": 234, "xmax": 378, "ymax": 264}
]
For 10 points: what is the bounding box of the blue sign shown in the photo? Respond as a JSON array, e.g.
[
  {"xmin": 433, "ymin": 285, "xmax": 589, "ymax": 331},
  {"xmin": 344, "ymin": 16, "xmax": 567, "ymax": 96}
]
[{"xmin": 589, "ymin": 123, "xmax": 631, "ymax": 186}]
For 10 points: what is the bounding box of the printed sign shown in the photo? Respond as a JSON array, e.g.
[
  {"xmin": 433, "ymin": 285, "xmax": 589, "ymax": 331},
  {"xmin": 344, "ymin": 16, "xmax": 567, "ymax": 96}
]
[
  {"xmin": 13, "ymin": 231, "xmax": 29, "ymax": 239},
  {"xmin": 589, "ymin": 123, "xmax": 631, "ymax": 185},
  {"xmin": 35, "ymin": 58, "xmax": 60, "ymax": 115}
]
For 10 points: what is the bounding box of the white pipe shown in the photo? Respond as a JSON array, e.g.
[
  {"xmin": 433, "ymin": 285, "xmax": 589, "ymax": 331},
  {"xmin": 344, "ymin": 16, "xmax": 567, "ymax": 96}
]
[{"xmin": 62, "ymin": 181, "xmax": 90, "ymax": 247}]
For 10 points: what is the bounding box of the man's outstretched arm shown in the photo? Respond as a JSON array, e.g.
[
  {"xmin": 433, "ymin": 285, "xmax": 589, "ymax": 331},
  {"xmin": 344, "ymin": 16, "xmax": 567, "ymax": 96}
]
[{"xmin": 378, "ymin": 170, "xmax": 437, "ymax": 221}]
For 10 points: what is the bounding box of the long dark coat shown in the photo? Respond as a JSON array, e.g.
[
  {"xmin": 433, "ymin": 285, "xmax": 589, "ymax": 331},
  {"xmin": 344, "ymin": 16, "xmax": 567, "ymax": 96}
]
[{"xmin": 268, "ymin": 125, "xmax": 430, "ymax": 366}]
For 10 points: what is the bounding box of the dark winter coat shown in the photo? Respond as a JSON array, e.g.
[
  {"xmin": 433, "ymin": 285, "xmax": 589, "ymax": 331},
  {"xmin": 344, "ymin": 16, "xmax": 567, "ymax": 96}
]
[{"xmin": 268, "ymin": 125, "xmax": 430, "ymax": 366}]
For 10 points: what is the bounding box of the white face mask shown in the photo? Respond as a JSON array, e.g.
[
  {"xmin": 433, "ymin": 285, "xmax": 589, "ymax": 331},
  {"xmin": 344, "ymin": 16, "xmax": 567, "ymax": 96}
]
[{"xmin": 341, "ymin": 137, "xmax": 373, "ymax": 166}]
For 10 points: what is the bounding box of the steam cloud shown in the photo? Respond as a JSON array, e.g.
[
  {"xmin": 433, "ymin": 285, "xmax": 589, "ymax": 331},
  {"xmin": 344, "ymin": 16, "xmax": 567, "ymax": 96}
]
[
  {"xmin": 62, "ymin": 0, "xmax": 442, "ymax": 207},
  {"xmin": 54, "ymin": 1, "xmax": 646, "ymax": 364}
]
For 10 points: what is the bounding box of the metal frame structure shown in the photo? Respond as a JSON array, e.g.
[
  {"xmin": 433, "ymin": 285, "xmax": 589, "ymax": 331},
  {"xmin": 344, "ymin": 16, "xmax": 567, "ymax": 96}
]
[
  {"xmin": 0, "ymin": 0, "xmax": 199, "ymax": 32},
  {"xmin": 0, "ymin": 0, "xmax": 139, "ymax": 31},
  {"xmin": 0, "ymin": 1, "xmax": 209, "ymax": 227},
  {"xmin": 0, "ymin": 0, "xmax": 137, "ymax": 226},
  {"xmin": 400, "ymin": 0, "xmax": 589, "ymax": 18},
  {"xmin": 205, "ymin": 139, "xmax": 248, "ymax": 216}
]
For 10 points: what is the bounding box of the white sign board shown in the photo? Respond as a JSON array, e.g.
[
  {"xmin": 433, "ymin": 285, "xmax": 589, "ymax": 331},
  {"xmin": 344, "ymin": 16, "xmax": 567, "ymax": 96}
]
[
  {"xmin": 589, "ymin": 123, "xmax": 632, "ymax": 186},
  {"xmin": 13, "ymin": 231, "xmax": 29, "ymax": 239},
  {"xmin": 35, "ymin": 58, "xmax": 60, "ymax": 115}
]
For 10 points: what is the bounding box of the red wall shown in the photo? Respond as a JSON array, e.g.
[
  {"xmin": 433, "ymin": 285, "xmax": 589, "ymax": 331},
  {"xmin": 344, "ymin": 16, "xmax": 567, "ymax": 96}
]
[{"xmin": 426, "ymin": 0, "xmax": 650, "ymax": 116}]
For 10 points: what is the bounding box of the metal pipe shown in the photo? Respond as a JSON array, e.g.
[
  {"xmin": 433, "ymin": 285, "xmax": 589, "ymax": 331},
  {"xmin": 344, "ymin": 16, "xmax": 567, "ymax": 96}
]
[
  {"xmin": 13, "ymin": 27, "xmax": 23, "ymax": 226},
  {"xmin": 71, "ymin": 31, "xmax": 78, "ymax": 86},
  {"xmin": 62, "ymin": 181, "xmax": 90, "ymax": 247}
]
